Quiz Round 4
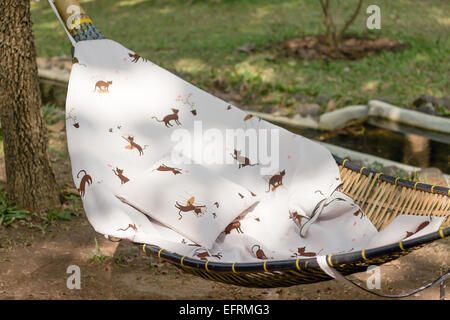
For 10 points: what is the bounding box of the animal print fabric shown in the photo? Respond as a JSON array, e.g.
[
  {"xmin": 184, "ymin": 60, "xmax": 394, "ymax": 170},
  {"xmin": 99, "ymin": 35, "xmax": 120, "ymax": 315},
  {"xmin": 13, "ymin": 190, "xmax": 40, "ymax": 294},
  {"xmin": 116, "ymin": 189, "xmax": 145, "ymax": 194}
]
[
  {"xmin": 114, "ymin": 157, "xmax": 260, "ymax": 249},
  {"xmin": 66, "ymin": 39, "xmax": 445, "ymax": 262}
]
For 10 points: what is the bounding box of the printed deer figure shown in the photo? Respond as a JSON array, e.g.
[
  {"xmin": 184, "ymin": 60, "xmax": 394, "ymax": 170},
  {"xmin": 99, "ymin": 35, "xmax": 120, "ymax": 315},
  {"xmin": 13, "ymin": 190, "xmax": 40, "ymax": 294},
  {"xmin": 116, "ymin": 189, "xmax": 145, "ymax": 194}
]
[{"xmin": 94, "ymin": 80, "xmax": 112, "ymax": 93}]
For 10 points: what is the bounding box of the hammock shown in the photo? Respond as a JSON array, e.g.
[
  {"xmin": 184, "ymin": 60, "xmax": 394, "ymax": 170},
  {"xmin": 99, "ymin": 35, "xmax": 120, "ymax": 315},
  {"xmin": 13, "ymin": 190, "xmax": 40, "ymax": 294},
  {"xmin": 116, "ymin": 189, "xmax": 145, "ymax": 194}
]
[{"xmin": 48, "ymin": 1, "xmax": 449, "ymax": 293}]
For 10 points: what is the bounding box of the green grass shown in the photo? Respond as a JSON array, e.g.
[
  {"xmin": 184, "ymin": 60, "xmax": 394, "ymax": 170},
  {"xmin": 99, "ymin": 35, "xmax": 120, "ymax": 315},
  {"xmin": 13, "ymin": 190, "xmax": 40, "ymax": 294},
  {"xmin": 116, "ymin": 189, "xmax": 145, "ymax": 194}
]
[
  {"xmin": 42, "ymin": 104, "xmax": 65, "ymax": 125},
  {"xmin": 31, "ymin": 0, "xmax": 449, "ymax": 109},
  {"xmin": 0, "ymin": 183, "xmax": 82, "ymax": 230},
  {"xmin": 0, "ymin": 188, "xmax": 31, "ymax": 228},
  {"xmin": 88, "ymin": 237, "xmax": 111, "ymax": 263}
]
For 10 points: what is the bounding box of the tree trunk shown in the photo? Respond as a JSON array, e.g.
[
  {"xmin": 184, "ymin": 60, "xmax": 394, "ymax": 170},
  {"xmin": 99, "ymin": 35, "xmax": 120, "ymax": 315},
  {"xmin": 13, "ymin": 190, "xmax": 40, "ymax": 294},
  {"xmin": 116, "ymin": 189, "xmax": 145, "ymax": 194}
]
[{"xmin": 0, "ymin": 0, "xmax": 61, "ymax": 212}]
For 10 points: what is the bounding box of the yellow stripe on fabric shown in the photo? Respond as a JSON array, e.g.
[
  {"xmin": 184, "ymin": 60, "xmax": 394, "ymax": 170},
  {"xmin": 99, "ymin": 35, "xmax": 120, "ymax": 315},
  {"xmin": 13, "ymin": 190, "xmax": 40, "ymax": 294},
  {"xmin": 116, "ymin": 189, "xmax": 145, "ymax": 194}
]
[{"xmin": 68, "ymin": 18, "xmax": 94, "ymax": 31}]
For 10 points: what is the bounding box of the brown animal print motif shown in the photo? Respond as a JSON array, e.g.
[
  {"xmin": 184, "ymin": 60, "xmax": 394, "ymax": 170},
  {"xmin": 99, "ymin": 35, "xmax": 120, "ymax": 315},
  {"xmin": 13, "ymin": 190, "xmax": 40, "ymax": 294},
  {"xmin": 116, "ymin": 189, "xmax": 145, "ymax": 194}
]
[
  {"xmin": 353, "ymin": 209, "xmax": 364, "ymax": 219},
  {"xmin": 117, "ymin": 224, "xmax": 137, "ymax": 232},
  {"xmin": 252, "ymin": 245, "xmax": 269, "ymax": 260},
  {"xmin": 405, "ymin": 219, "xmax": 431, "ymax": 239},
  {"xmin": 122, "ymin": 136, "xmax": 146, "ymax": 156},
  {"xmin": 249, "ymin": 190, "xmax": 257, "ymax": 197},
  {"xmin": 231, "ymin": 149, "xmax": 258, "ymax": 169},
  {"xmin": 176, "ymin": 93, "xmax": 197, "ymax": 116},
  {"xmin": 113, "ymin": 167, "xmax": 130, "ymax": 184},
  {"xmin": 77, "ymin": 170, "xmax": 92, "ymax": 197},
  {"xmin": 194, "ymin": 249, "xmax": 222, "ymax": 261},
  {"xmin": 181, "ymin": 239, "xmax": 202, "ymax": 246},
  {"xmin": 128, "ymin": 52, "xmax": 147, "ymax": 63},
  {"xmin": 153, "ymin": 164, "xmax": 182, "ymax": 175},
  {"xmin": 72, "ymin": 57, "xmax": 86, "ymax": 67},
  {"xmin": 243, "ymin": 114, "xmax": 261, "ymax": 123},
  {"xmin": 94, "ymin": 80, "xmax": 112, "ymax": 93},
  {"xmin": 266, "ymin": 169, "xmax": 285, "ymax": 192},
  {"xmin": 214, "ymin": 202, "xmax": 219, "ymax": 208},
  {"xmin": 175, "ymin": 197, "xmax": 206, "ymax": 220},
  {"xmin": 224, "ymin": 220, "xmax": 243, "ymax": 234},
  {"xmin": 291, "ymin": 246, "xmax": 316, "ymax": 258},
  {"xmin": 152, "ymin": 108, "xmax": 181, "ymax": 127},
  {"xmin": 238, "ymin": 193, "xmax": 244, "ymax": 199},
  {"xmin": 66, "ymin": 108, "xmax": 79, "ymax": 128},
  {"xmin": 289, "ymin": 211, "xmax": 303, "ymax": 228}
]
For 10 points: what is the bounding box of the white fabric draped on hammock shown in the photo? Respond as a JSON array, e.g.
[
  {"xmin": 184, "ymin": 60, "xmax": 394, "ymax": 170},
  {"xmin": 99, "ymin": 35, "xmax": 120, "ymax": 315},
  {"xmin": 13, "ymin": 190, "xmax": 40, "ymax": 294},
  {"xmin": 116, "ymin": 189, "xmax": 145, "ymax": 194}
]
[{"xmin": 66, "ymin": 39, "xmax": 444, "ymax": 263}]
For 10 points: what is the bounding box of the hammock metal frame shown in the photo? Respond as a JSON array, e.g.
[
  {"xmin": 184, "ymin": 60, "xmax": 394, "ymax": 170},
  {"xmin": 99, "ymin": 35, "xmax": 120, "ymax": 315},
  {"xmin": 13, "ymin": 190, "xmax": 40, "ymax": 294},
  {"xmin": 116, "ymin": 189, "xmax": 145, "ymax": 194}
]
[{"xmin": 50, "ymin": 0, "xmax": 449, "ymax": 289}]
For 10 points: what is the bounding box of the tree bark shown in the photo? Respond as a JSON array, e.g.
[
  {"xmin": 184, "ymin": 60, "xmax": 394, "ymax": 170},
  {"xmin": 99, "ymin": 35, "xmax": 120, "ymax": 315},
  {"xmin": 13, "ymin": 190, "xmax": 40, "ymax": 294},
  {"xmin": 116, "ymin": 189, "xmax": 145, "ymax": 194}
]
[{"xmin": 0, "ymin": 0, "xmax": 61, "ymax": 212}]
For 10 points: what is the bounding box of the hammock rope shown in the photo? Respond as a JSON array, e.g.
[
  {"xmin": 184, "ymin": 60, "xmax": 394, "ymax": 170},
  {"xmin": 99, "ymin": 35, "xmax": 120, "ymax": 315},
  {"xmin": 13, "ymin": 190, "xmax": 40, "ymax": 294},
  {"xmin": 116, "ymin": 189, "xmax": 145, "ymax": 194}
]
[
  {"xmin": 317, "ymin": 255, "xmax": 449, "ymax": 299},
  {"xmin": 48, "ymin": 0, "xmax": 76, "ymax": 46}
]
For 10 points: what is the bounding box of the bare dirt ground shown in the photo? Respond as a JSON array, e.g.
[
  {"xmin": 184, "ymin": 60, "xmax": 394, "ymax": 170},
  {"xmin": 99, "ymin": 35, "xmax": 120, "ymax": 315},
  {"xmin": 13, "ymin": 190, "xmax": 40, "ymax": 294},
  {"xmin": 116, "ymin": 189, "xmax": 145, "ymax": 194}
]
[
  {"xmin": 0, "ymin": 122, "xmax": 448, "ymax": 301},
  {"xmin": 0, "ymin": 216, "xmax": 448, "ymax": 300}
]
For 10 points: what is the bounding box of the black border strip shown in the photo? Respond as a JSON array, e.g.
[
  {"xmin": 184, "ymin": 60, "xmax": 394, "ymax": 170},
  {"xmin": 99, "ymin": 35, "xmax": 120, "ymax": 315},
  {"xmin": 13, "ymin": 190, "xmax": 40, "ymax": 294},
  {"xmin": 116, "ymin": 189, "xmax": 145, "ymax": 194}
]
[{"xmin": 141, "ymin": 227, "xmax": 449, "ymax": 274}]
